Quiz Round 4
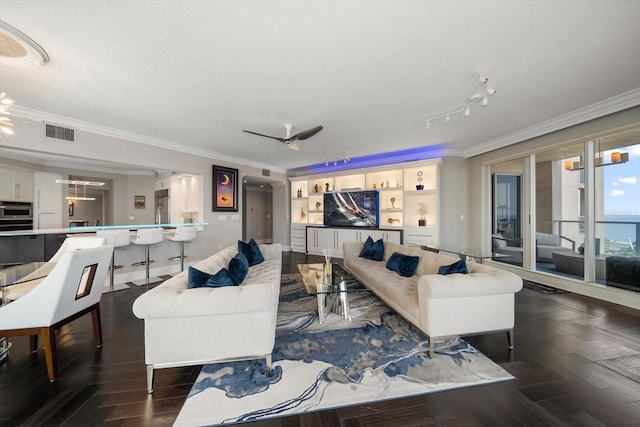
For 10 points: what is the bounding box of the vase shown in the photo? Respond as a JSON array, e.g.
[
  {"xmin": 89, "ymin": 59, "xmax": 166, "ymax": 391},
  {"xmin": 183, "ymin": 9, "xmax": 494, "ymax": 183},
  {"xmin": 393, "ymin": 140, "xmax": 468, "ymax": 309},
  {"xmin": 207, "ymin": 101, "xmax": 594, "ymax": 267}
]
[
  {"xmin": 323, "ymin": 262, "xmax": 332, "ymax": 285},
  {"xmin": 416, "ymin": 185, "xmax": 424, "ymax": 191}
]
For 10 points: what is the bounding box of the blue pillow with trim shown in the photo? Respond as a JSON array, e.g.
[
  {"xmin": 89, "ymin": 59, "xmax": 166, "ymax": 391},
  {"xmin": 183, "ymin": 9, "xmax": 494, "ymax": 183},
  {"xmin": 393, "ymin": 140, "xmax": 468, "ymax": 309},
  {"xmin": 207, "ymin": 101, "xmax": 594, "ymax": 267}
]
[
  {"xmin": 238, "ymin": 238, "xmax": 265, "ymax": 266},
  {"xmin": 359, "ymin": 236, "xmax": 384, "ymax": 261},
  {"xmin": 438, "ymin": 259, "xmax": 469, "ymax": 275},
  {"xmin": 188, "ymin": 266, "xmax": 212, "ymax": 289},
  {"xmin": 229, "ymin": 251, "xmax": 249, "ymax": 285},
  {"xmin": 203, "ymin": 267, "xmax": 237, "ymax": 288},
  {"xmin": 385, "ymin": 251, "xmax": 420, "ymax": 277}
]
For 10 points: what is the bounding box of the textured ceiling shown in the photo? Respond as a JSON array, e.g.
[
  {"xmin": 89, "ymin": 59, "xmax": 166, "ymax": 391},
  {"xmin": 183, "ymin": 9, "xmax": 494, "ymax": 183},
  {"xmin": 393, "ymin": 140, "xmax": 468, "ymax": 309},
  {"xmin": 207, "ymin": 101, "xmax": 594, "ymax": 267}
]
[{"xmin": 1, "ymin": 1, "xmax": 639, "ymax": 174}]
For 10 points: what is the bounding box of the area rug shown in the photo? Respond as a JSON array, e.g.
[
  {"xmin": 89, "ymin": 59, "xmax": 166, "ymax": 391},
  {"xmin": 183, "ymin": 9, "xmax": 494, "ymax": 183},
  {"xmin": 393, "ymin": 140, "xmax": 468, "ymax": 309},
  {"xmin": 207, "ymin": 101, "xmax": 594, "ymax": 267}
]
[{"xmin": 174, "ymin": 274, "xmax": 514, "ymax": 426}]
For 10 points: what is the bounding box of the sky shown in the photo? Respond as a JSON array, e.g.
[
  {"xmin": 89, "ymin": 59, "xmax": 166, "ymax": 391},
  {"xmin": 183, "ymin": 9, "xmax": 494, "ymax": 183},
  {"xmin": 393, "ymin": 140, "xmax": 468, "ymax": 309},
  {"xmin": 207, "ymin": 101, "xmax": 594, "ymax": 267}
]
[{"xmin": 603, "ymin": 144, "xmax": 640, "ymax": 215}]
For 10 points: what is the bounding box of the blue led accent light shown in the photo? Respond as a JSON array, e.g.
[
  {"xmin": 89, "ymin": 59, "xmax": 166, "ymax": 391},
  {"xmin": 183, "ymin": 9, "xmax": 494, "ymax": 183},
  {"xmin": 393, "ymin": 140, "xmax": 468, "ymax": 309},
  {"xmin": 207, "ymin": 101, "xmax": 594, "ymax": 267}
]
[{"xmin": 290, "ymin": 145, "xmax": 448, "ymax": 175}]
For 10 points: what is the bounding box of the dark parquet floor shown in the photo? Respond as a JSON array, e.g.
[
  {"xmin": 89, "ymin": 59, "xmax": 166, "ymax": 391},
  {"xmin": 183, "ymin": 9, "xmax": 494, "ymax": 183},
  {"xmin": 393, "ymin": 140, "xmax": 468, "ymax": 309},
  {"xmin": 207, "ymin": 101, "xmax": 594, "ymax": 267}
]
[{"xmin": 2, "ymin": 251, "xmax": 640, "ymax": 426}]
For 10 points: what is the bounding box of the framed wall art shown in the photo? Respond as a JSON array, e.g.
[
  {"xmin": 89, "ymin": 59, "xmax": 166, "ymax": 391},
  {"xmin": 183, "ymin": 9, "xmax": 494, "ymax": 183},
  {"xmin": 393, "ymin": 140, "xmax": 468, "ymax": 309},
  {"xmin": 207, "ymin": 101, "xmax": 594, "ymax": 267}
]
[
  {"xmin": 212, "ymin": 165, "xmax": 238, "ymax": 212},
  {"xmin": 134, "ymin": 195, "xmax": 146, "ymax": 209}
]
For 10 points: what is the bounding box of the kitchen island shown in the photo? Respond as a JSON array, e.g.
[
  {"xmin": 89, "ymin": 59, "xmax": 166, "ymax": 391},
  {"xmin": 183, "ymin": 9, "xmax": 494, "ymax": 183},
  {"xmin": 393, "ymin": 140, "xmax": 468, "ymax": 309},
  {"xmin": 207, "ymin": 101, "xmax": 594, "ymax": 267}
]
[{"xmin": 0, "ymin": 224, "xmax": 207, "ymax": 282}]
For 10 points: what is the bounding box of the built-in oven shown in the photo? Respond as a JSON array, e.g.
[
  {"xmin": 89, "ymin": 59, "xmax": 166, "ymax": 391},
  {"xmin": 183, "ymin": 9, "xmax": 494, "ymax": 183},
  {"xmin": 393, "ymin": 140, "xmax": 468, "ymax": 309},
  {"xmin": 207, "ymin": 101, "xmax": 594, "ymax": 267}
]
[{"xmin": 0, "ymin": 201, "xmax": 34, "ymax": 231}]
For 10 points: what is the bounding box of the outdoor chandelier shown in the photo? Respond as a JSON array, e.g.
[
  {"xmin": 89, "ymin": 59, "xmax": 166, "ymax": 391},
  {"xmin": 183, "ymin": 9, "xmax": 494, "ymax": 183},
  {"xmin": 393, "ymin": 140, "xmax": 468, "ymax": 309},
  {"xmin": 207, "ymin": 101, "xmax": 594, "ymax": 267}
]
[
  {"xmin": 564, "ymin": 151, "xmax": 629, "ymax": 171},
  {"xmin": 424, "ymin": 73, "xmax": 497, "ymax": 129}
]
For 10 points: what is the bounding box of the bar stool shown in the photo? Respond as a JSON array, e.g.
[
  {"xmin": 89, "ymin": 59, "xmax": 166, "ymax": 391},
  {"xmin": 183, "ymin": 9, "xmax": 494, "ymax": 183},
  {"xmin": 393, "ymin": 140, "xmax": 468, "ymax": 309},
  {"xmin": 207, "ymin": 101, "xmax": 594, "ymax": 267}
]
[
  {"xmin": 96, "ymin": 229, "xmax": 130, "ymax": 291},
  {"xmin": 131, "ymin": 228, "xmax": 164, "ymax": 286},
  {"xmin": 166, "ymin": 226, "xmax": 197, "ymax": 272}
]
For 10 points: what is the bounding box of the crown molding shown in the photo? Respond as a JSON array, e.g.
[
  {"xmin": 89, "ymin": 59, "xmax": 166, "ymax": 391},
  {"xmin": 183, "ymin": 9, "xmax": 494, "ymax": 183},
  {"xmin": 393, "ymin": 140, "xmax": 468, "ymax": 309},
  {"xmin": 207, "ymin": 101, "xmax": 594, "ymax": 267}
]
[
  {"xmin": 10, "ymin": 105, "xmax": 287, "ymax": 174},
  {"xmin": 464, "ymin": 87, "xmax": 640, "ymax": 158}
]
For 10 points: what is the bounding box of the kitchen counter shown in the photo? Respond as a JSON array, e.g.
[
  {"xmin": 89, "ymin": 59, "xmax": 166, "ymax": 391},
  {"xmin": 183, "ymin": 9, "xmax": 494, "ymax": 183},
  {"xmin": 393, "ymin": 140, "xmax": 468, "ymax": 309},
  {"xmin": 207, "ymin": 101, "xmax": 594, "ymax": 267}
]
[
  {"xmin": 0, "ymin": 223, "xmax": 207, "ymax": 267},
  {"xmin": 0, "ymin": 222, "xmax": 208, "ymax": 237}
]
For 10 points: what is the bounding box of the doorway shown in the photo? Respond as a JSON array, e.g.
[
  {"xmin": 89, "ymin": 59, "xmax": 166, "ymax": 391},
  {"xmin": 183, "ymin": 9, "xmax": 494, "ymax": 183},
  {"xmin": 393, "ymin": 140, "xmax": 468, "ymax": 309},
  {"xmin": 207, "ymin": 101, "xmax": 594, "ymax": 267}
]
[{"xmin": 242, "ymin": 177, "xmax": 273, "ymax": 243}]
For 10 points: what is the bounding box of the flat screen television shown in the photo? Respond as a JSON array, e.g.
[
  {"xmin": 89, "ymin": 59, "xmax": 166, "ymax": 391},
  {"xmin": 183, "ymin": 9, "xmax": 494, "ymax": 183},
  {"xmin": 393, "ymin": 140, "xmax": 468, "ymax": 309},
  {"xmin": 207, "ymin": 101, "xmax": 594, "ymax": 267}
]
[{"xmin": 323, "ymin": 190, "xmax": 379, "ymax": 227}]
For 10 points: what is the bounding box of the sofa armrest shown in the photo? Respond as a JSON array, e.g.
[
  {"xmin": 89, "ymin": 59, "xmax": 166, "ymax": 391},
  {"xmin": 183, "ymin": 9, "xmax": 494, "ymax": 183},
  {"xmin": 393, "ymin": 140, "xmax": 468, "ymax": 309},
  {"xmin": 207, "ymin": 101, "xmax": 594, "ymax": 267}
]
[
  {"xmin": 343, "ymin": 241, "xmax": 364, "ymax": 260},
  {"xmin": 417, "ymin": 270, "xmax": 522, "ymax": 299},
  {"xmin": 132, "ymin": 281, "xmax": 278, "ymax": 319},
  {"xmin": 259, "ymin": 243, "xmax": 282, "ymax": 262}
]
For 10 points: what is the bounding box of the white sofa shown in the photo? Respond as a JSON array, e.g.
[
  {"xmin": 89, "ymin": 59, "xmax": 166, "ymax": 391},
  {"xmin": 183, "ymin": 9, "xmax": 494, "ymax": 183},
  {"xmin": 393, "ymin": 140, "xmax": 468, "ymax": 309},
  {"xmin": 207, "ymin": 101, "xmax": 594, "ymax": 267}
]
[
  {"xmin": 132, "ymin": 243, "xmax": 282, "ymax": 393},
  {"xmin": 343, "ymin": 241, "xmax": 523, "ymax": 356}
]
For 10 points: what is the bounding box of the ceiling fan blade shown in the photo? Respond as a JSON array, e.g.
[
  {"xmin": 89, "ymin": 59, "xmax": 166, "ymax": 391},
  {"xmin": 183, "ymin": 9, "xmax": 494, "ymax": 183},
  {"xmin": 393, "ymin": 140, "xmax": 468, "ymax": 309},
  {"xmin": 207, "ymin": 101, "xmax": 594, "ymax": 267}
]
[
  {"xmin": 287, "ymin": 142, "xmax": 300, "ymax": 151},
  {"xmin": 290, "ymin": 125, "xmax": 323, "ymax": 142},
  {"xmin": 242, "ymin": 129, "xmax": 284, "ymax": 142}
]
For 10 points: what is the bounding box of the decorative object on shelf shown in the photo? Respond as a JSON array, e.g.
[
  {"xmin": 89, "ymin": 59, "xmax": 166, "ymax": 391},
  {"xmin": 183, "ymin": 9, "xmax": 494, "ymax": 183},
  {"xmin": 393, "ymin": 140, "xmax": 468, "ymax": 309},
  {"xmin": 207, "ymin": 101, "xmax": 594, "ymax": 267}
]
[
  {"xmin": 380, "ymin": 181, "xmax": 384, "ymax": 189},
  {"xmin": 390, "ymin": 197, "xmax": 396, "ymax": 209},
  {"xmin": 297, "ymin": 188, "xmax": 302, "ymax": 198},
  {"xmin": 315, "ymin": 201, "xmax": 322, "ymax": 210},
  {"xmin": 242, "ymin": 123, "xmax": 323, "ymax": 151},
  {"xmin": 396, "ymin": 180, "xmax": 400, "ymax": 188},
  {"xmin": 212, "ymin": 165, "xmax": 238, "ymax": 212},
  {"xmin": 423, "ymin": 73, "xmax": 497, "ymax": 129},
  {"xmin": 386, "ymin": 180, "xmax": 390, "ymax": 188},
  {"xmin": 314, "ymin": 184, "xmax": 319, "ymax": 193},
  {"xmin": 387, "ymin": 218, "xmax": 400, "ymax": 224},
  {"xmin": 325, "ymin": 182, "xmax": 330, "ymax": 192},
  {"xmin": 416, "ymin": 170, "xmax": 424, "ymax": 190},
  {"xmin": 417, "ymin": 203, "xmax": 427, "ymax": 226},
  {"xmin": 373, "ymin": 183, "xmax": 377, "ymax": 189},
  {"xmin": 300, "ymin": 207, "xmax": 306, "ymax": 220}
]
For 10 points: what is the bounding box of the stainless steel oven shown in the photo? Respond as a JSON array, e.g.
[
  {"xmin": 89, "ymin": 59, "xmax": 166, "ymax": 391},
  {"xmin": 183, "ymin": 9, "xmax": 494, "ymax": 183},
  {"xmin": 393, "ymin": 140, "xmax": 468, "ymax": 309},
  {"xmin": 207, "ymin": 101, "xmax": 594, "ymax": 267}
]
[{"xmin": 0, "ymin": 201, "xmax": 34, "ymax": 231}]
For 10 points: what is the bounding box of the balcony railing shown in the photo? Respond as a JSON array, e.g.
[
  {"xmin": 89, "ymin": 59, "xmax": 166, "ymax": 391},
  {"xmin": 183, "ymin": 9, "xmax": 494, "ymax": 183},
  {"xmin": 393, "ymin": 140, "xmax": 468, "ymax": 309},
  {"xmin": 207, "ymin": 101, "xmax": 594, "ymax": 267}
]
[{"xmin": 557, "ymin": 219, "xmax": 639, "ymax": 257}]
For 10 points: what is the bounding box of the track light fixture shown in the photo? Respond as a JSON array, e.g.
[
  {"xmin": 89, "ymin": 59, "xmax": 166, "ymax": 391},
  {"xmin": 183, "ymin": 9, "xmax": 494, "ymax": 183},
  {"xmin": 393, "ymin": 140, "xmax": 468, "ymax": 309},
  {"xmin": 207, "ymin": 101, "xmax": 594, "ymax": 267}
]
[
  {"xmin": 324, "ymin": 155, "xmax": 350, "ymax": 167},
  {"xmin": 424, "ymin": 73, "xmax": 497, "ymax": 129}
]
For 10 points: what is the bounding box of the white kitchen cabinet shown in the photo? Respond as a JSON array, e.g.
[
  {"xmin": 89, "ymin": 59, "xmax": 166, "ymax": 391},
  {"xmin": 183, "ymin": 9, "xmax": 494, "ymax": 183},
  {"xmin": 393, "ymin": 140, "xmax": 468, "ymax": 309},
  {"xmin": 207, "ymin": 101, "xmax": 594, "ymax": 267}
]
[
  {"xmin": 0, "ymin": 167, "xmax": 34, "ymax": 201},
  {"xmin": 34, "ymin": 172, "xmax": 63, "ymax": 229}
]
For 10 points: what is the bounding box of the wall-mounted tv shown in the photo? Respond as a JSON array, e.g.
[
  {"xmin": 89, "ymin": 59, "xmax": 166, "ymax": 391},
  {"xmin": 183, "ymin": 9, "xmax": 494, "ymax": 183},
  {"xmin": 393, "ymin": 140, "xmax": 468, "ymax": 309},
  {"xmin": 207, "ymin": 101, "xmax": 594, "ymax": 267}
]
[{"xmin": 323, "ymin": 190, "xmax": 379, "ymax": 228}]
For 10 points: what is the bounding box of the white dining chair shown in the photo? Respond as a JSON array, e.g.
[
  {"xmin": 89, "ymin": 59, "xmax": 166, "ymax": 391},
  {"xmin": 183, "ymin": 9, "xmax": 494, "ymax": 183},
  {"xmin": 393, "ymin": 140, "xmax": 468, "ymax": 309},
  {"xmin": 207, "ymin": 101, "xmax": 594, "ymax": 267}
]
[{"xmin": 0, "ymin": 244, "xmax": 113, "ymax": 382}]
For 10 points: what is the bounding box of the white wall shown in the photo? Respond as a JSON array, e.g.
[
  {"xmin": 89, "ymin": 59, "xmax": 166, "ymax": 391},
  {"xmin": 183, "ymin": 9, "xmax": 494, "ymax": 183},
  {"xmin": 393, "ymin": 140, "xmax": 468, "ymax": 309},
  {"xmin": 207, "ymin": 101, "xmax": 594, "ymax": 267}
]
[{"xmin": 1, "ymin": 119, "xmax": 289, "ymax": 260}]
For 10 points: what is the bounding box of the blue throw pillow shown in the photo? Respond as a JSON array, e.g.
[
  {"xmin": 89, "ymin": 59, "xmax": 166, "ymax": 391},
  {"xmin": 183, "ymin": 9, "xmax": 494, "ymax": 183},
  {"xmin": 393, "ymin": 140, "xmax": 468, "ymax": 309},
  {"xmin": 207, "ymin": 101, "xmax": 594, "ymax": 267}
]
[
  {"xmin": 229, "ymin": 252, "xmax": 249, "ymax": 285},
  {"xmin": 359, "ymin": 236, "xmax": 384, "ymax": 261},
  {"xmin": 238, "ymin": 238, "xmax": 265, "ymax": 266},
  {"xmin": 438, "ymin": 259, "xmax": 469, "ymax": 275},
  {"xmin": 386, "ymin": 251, "xmax": 420, "ymax": 277},
  {"xmin": 188, "ymin": 266, "xmax": 212, "ymax": 288},
  {"xmin": 203, "ymin": 268, "xmax": 237, "ymax": 288}
]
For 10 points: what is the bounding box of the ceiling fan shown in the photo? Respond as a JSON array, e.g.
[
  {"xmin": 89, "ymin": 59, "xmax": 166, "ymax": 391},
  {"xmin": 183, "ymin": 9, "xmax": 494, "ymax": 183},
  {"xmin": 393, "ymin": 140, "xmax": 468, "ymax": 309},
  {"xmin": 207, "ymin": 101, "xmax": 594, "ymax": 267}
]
[{"xmin": 243, "ymin": 123, "xmax": 323, "ymax": 151}]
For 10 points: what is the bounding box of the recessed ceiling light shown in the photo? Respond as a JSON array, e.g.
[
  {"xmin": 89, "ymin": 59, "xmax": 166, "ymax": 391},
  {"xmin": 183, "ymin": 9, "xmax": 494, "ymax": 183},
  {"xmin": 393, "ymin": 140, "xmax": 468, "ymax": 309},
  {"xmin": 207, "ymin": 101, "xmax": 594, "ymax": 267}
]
[{"xmin": 0, "ymin": 19, "xmax": 49, "ymax": 67}]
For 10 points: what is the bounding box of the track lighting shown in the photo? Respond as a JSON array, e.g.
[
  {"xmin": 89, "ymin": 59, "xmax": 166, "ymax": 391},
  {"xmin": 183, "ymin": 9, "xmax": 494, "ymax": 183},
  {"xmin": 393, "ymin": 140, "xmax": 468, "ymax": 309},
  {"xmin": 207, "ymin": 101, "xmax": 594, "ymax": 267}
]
[{"xmin": 424, "ymin": 73, "xmax": 497, "ymax": 129}]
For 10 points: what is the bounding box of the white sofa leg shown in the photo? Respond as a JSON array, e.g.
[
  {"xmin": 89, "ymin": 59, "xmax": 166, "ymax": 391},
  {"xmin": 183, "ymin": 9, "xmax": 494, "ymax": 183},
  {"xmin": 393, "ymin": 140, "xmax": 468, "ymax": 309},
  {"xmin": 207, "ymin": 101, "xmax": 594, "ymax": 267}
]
[
  {"xmin": 266, "ymin": 354, "xmax": 273, "ymax": 376},
  {"xmin": 507, "ymin": 329, "xmax": 514, "ymax": 349},
  {"xmin": 146, "ymin": 364, "xmax": 154, "ymax": 393}
]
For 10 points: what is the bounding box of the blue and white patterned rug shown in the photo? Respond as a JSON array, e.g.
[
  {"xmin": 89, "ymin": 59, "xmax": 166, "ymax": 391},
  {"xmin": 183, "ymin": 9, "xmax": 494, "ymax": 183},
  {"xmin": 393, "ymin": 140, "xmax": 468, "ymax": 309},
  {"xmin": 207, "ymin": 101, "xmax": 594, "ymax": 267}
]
[{"xmin": 174, "ymin": 274, "xmax": 513, "ymax": 426}]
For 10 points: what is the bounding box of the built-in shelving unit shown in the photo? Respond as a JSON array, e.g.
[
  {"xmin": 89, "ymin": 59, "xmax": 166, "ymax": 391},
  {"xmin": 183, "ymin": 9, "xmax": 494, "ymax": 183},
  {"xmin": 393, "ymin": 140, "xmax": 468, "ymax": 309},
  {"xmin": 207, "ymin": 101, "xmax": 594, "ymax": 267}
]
[{"xmin": 289, "ymin": 159, "xmax": 440, "ymax": 253}]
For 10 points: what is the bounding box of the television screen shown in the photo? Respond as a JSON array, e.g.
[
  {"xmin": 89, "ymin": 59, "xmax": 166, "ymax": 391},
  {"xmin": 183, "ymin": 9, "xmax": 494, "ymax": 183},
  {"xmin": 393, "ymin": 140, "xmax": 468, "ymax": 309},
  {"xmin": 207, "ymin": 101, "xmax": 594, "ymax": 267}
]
[{"xmin": 323, "ymin": 190, "xmax": 379, "ymax": 227}]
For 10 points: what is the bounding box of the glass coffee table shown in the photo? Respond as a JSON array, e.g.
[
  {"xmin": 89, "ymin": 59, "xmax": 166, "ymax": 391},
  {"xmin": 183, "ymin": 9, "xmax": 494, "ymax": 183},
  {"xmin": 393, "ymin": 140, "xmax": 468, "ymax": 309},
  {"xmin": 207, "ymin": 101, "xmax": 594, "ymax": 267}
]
[{"xmin": 297, "ymin": 262, "xmax": 367, "ymax": 324}]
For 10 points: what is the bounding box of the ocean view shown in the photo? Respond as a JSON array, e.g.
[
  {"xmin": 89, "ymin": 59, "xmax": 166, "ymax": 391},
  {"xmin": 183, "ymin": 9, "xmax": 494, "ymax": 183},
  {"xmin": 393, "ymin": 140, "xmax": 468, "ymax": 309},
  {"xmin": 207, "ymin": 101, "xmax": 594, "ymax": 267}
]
[{"xmin": 602, "ymin": 215, "xmax": 640, "ymax": 244}]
